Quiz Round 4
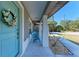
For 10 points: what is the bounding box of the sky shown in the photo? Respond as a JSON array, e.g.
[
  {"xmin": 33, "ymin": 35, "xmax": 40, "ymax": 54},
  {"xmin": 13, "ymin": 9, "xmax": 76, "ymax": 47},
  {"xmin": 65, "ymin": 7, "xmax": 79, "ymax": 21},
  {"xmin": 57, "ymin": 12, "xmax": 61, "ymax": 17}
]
[{"xmin": 49, "ymin": 1, "xmax": 79, "ymax": 24}]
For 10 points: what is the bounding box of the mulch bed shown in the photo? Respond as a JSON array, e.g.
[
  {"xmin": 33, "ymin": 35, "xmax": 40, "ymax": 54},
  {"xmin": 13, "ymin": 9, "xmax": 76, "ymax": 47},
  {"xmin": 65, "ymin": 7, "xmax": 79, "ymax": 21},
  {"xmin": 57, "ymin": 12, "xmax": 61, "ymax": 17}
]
[{"xmin": 49, "ymin": 36, "xmax": 70, "ymax": 55}]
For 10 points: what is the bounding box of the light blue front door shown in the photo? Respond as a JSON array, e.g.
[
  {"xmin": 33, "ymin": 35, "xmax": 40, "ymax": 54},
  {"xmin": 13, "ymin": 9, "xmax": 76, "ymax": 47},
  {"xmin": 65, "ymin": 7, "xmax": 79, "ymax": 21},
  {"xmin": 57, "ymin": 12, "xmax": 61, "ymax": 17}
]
[{"xmin": 0, "ymin": 2, "xmax": 19, "ymax": 57}]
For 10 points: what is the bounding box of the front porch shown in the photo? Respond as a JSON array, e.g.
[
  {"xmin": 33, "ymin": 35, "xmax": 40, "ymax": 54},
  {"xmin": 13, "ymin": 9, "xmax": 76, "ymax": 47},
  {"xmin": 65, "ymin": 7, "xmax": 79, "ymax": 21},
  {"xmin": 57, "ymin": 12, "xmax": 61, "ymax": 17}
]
[
  {"xmin": 0, "ymin": 1, "xmax": 79, "ymax": 57},
  {"xmin": 17, "ymin": 1, "xmax": 79, "ymax": 57},
  {"xmin": 22, "ymin": 41, "xmax": 54, "ymax": 57}
]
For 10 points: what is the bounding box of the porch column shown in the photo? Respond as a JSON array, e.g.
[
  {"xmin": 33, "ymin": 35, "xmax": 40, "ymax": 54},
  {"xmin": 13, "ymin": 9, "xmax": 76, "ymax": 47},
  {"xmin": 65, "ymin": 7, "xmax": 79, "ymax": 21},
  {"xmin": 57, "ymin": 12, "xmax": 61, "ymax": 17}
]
[
  {"xmin": 31, "ymin": 23, "xmax": 33, "ymax": 32},
  {"xmin": 42, "ymin": 15, "xmax": 49, "ymax": 47},
  {"xmin": 29, "ymin": 18, "xmax": 33, "ymax": 32},
  {"xmin": 39, "ymin": 22, "xmax": 42, "ymax": 43}
]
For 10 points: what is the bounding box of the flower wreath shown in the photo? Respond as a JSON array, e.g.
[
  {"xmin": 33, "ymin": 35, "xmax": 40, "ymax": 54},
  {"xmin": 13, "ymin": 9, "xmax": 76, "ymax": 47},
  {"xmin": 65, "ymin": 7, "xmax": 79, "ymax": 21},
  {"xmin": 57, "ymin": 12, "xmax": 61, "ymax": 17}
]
[{"xmin": 1, "ymin": 9, "xmax": 16, "ymax": 27}]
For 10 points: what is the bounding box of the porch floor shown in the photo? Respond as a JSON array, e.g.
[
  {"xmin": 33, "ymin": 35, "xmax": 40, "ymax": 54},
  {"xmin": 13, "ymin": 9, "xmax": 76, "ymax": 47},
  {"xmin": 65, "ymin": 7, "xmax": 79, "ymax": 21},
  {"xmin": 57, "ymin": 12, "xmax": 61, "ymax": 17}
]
[{"xmin": 22, "ymin": 41, "xmax": 54, "ymax": 57}]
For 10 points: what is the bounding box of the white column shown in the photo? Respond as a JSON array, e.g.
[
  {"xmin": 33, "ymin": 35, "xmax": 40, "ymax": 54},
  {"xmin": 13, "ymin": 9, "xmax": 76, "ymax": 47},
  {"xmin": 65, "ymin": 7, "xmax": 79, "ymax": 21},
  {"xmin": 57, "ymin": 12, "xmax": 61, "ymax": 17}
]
[
  {"xmin": 31, "ymin": 23, "xmax": 33, "ymax": 32},
  {"xmin": 42, "ymin": 15, "xmax": 49, "ymax": 47},
  {"xmin": 29, "ymin": 18, "xmax": 33, "ymax": 32},
  {"xmin": 39, "ymin": 23, "xmax": 42, "ymax": 43}
]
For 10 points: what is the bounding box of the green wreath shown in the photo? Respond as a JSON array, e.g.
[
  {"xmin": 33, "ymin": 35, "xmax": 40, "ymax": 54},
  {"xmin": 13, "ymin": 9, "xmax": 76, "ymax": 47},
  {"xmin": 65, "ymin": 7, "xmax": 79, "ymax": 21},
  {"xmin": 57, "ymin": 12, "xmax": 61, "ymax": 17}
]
[{"xmin": 1, "ymin": 9, "xmax": 16, "ymax": 27}]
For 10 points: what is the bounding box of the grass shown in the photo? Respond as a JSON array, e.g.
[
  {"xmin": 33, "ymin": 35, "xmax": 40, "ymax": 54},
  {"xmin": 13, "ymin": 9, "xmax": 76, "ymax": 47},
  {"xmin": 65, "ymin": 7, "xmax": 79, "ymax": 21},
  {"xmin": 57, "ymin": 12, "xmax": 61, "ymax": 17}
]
[
  {"xmin": 61, "ymin": 34, "xmax": 79, "ymax": 45},
  {"xmin": 49, "ymin": 33, "xmax": 79, "ymax": 45}
]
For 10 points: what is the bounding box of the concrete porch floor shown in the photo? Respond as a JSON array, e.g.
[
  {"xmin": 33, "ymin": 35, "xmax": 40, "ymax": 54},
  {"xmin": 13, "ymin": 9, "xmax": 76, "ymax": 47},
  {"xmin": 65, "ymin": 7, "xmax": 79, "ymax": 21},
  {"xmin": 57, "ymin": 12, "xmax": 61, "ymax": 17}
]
[{"xmin": 22, "ymin": 41, "xmax": 54, "ymax": 57}]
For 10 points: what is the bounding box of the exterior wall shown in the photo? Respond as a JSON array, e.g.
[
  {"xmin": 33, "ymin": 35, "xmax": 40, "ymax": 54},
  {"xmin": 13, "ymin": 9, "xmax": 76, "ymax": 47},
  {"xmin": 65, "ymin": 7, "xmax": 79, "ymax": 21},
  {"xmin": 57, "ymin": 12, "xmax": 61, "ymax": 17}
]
[
  {"xmin": 20, "ymin": 5, "xmax": 33, "ymax": 56},
  {"xmin": 15, "ymin": 2, "xmax": 33, "ymax": 56},
  {"xmin": 24, "ymin": 11, "xmax": 31, "ymax": 41}
]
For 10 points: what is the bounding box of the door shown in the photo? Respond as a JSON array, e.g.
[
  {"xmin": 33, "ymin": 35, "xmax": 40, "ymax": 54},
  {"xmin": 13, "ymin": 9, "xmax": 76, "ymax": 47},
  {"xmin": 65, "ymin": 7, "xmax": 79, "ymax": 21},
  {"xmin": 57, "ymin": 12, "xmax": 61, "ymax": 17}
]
[{"xmin": 0, "ymin": 2, "xmax": 19, "ymax": 57}]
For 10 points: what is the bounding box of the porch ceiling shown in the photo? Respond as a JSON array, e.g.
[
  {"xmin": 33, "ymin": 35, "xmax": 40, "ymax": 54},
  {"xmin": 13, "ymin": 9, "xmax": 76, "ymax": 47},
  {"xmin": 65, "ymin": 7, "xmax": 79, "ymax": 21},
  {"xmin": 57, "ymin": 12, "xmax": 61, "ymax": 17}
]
[
  {"xmin": 22, "ymin": 1, "xmax": 47, "ymax": 21},
  {"xmin": 45, "ymin": 1, "xmax": 68, "ymax": 18},
  {"xmin": 22, "ymin": 1, "xmax": 68, "ymax": 22}
]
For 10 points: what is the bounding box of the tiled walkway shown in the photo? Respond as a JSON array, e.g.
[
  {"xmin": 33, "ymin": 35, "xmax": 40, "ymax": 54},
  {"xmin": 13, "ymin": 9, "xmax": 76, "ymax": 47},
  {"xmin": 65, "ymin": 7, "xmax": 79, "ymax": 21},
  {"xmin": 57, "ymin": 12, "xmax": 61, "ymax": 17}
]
[{"xmin": 22, "ymin": 41, "xmax": 54, "ymax": 57}]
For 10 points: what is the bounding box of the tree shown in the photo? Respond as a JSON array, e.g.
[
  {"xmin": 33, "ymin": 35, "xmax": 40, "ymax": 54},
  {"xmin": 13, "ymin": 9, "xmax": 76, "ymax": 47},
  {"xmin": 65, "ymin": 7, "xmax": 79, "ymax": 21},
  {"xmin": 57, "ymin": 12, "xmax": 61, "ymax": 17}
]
[
  {"xmin": 55, "ymin": 25, "xmax": 64, "ymax": 32},
  {"xmin": 60, "ymin": 19, "xmax": 79, "ymax": 32},
  {"xmin": 48, "ymin": 18, "xmax": 79, "ymax": 32},
  {"xmin": 60, "ymin": 20, "xmax": 71, "ymax": 31},
  {"xmin": 48, "ymin": 20, "xmax": 57, "ymax": 32},
  {"xmin": 69, "ymin": 19, "xmax": 79, "ymax": 31}
]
